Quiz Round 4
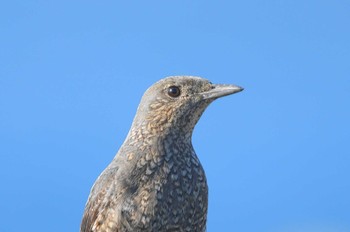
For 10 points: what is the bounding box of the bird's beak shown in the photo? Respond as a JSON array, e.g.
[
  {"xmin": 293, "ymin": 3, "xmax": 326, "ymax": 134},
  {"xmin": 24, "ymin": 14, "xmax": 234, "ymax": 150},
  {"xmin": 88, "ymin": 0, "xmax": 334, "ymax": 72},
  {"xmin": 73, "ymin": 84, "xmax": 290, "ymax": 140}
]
[{"xmin": 201, "ymin": 84, "xmax": 244, "ymax": 100}]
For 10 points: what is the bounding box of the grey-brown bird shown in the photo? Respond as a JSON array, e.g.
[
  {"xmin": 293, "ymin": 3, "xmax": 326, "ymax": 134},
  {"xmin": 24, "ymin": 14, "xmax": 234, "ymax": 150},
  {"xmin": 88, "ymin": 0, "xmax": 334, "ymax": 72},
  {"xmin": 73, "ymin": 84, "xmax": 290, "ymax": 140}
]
[{"xmin": 81, "ymin": 76, "xmax": 243, "ymax": 232}]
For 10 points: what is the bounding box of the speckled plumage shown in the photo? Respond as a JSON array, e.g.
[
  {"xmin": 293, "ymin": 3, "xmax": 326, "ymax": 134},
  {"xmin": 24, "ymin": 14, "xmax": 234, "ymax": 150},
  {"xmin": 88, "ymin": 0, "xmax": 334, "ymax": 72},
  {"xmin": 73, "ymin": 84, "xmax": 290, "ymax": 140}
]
[{"xmin": 81, "ymin": 76, "xmax": 243, "ymax": 232}]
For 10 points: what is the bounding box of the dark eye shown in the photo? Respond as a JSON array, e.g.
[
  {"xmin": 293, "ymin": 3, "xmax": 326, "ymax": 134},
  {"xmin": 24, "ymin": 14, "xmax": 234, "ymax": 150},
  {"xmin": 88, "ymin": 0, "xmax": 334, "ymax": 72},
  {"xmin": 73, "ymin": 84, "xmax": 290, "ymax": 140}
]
[{"xmin": 167, "ymin": 86, "xmax": 181, "ymax": 98}]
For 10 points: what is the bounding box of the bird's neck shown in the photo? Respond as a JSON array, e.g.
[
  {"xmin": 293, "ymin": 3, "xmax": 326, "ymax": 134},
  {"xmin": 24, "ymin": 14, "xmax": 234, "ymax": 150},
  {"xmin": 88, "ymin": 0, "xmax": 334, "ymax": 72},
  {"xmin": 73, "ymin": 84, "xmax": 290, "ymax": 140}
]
[
  {"xmin": 125, "ymin": 120, "xmax": 193, "ymax": 150},
  {"xmin": 112, "ymin": 122, "xmax": 195, "ymax": 176}
]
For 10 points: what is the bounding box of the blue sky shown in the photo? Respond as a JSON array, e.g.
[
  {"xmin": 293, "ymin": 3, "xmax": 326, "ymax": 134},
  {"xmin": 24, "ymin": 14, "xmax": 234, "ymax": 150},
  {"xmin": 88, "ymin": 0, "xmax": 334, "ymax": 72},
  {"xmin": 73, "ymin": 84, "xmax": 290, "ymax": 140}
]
[{"xmin": 1, "ymin": 1, "xmax": 349, "ymax": 231}]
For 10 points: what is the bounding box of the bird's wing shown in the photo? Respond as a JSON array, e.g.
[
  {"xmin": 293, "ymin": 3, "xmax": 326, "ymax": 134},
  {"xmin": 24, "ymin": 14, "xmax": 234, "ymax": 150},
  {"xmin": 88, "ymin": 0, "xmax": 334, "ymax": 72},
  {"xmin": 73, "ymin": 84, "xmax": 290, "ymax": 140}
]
[{"xmin": 80, "ymin": 167, "xmax": 120, "ymax": 232}]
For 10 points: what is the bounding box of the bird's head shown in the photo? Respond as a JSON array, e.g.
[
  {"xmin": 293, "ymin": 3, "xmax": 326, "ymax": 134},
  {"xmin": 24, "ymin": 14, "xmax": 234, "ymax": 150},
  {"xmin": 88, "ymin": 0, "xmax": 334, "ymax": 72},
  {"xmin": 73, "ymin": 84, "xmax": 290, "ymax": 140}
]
[{"xmin": 131, "ymin": 76, "xmax": 243, "ymax": 138}]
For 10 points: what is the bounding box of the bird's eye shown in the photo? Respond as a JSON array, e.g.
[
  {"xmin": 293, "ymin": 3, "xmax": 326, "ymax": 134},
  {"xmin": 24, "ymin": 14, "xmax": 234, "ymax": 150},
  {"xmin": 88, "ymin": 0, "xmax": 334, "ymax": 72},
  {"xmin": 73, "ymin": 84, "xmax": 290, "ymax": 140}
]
[{"xmin": 167, "ymin": 86, "xmax": 181, "ymax": 98}]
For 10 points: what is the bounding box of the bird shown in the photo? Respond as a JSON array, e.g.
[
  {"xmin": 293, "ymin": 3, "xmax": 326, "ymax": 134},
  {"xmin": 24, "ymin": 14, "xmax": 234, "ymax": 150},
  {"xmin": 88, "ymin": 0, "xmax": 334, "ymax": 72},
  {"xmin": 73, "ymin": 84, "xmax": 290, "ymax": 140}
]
[{"xmin": 81, "ymin": 76, "xmax": 243, "ymax": 232}]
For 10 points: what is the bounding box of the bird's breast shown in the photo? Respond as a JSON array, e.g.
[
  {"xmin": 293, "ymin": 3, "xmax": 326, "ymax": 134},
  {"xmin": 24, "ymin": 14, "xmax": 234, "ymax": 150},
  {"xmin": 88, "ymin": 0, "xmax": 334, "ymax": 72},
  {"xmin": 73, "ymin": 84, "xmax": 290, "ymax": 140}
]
[{"xmin": 122, "ymin": 142, "xmax": 208, "ymax": 231}]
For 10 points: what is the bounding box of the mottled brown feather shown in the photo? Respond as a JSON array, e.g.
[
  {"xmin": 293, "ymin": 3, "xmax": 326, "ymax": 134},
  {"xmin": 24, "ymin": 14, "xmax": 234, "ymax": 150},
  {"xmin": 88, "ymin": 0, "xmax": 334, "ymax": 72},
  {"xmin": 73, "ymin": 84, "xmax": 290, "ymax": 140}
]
[{"xmin": 80, "ymin": 76, "xmax": 243, "ymax": 232}]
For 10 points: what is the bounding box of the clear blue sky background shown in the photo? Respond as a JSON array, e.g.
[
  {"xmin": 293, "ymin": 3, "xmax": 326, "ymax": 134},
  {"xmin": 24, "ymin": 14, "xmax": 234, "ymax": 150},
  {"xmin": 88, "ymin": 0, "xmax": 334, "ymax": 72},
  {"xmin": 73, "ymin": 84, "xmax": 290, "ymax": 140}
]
[{"xmin": 1, "ymin": 1, "xmax": 349, "ymax": 232}]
